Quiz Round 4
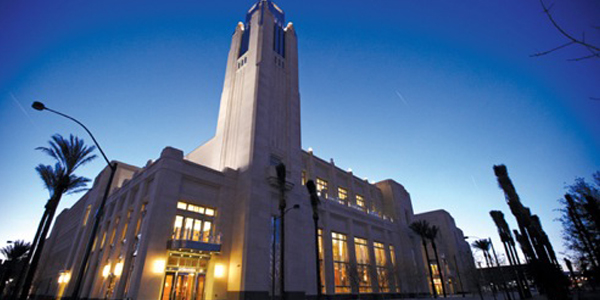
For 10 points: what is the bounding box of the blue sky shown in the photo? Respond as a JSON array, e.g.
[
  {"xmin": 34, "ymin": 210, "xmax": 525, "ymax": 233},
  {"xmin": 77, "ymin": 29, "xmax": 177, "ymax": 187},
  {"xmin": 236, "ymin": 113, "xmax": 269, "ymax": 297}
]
[{"xmin": 1, "ymin": 0, "xmax": 599, "ymax": 265}]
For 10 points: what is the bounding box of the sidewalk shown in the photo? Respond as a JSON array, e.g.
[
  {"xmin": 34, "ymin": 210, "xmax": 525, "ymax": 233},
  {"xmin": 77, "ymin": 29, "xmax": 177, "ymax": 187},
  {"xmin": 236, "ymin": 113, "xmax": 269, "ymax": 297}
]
[{"xmin": 387, "ymin": 291, "xmax": 600, "ymax": 300}]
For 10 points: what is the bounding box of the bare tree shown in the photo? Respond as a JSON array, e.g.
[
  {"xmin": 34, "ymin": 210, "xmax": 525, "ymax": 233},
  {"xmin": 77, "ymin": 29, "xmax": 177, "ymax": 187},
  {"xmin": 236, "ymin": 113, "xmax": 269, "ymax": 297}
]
[{"xmin": 532, "ymin": 0, "xmax": 600, "ymax": 61}]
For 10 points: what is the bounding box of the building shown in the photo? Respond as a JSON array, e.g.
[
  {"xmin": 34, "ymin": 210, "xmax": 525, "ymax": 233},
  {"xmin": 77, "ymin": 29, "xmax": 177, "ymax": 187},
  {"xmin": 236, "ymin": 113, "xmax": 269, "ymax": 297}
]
[
  {"xmin": 32, "ymin": 1, "xmax": 476, "ymax": 299},
  {"xmin": 414, "ymin": 210, "xmax": 478, "ymax": 295}
]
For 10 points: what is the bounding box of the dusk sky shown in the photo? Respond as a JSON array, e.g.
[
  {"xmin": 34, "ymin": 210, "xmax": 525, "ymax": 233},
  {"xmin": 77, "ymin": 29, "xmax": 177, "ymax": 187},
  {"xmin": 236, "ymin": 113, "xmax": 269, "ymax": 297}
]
[{"xmin": 1, "ymin": 0, "xmax": 599, "ymax": 266}]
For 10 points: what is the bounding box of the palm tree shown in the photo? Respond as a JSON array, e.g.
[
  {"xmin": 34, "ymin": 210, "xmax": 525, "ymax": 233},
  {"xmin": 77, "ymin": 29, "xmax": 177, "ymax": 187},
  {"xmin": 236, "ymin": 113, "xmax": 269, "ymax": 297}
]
[
  {"xmin": 472, "ymin": 239, "xmax": 498, "ymax": 299},
  {"xmin": 490, "ymin": 211, "xmax": 529, "ymax": 299},
  {"xmin": 472, "ymin": 239, "xmax": 492, "ymax": 268},
  {"xmin": 494, "ymin": 165, "xmax": 568, "ymax": 300},
  {"xmin": 410, "ymin": 220, "xmax": 437, "ymax": 298},
  {"xmin": 426, "ymin": 225, "xmax": 447, "ymax": 297},
  {"xmin": 0, "ymin": 241, "xmax": 31, "ymax": 297},
  {"xmin": 19, "ymin": 134, "xmax": 96, "ymax": 300}
]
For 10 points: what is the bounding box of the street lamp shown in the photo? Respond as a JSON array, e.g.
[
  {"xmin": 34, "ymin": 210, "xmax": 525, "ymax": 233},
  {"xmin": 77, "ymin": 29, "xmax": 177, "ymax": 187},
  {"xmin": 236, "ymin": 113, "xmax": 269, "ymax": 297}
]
[
  {"xmin": 271, "ymin": 204, "xmax": 299, "ymax": 300},
  {"xmin": 306, "ymin": 180, "xmax": 322, "ymax": 300},
  {"xmin": 31, "ymin": 101, "xmax": 117, "ymax": 300}
]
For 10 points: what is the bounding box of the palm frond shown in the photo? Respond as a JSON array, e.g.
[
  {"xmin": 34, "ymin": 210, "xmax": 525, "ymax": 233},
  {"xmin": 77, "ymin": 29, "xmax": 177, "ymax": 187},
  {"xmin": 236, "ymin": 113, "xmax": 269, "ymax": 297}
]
[
  {"xmin": 409, "ymin": 220, "xmax": 431, "ymax": 238},
  {"xmin": 472, "ymin": 239, "xmax": 491, "ymax": 251},
  {"xmin": 1, "ymin": 240, "xmax": 31, "ymax": 261},
  {"xmin": 35, "ymin": 164, "xmax": 58, "ymax": 196},
  {"xmin": 35, "ymin": 134, "xmax": 97, "ymax": 196},
  {"xmin": 65, "ymin": 175, "xmax": 92, "ymax": 194},
  {"xmin": 426, "ymin": 225, "xmax": 439, "ymax": 240}
]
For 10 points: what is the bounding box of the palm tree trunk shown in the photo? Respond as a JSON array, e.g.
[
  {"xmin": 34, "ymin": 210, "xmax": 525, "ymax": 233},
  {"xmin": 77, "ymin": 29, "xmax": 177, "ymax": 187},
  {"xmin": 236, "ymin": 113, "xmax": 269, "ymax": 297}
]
[
  {"xmin": 431, "ymin": 241, "xmax": 447, "ymax": 297},
  {"xmin": 0, "ymin": 260, "xmax": 15, "ymax": 297},
  {"xmin": 502, "ymin": 241, "xmax": 525, "ymax": 300},
  {"xmin": 10, "ymin": 206, "xmax": 50, "ymax": 299},
  {"xmin": 508, "ymin": 242, "xmax": 531, "ymax": 298},
  {"xmin": 19, "ymin": 192, "xmax": 63, "ymax": 300},
  {"xmin": 422, "ymin": 239, "xmax": 437, "ymax": 298},
  {"xmin": 484, "ymin": 251, "xmax": 498, "ymax": 300}
]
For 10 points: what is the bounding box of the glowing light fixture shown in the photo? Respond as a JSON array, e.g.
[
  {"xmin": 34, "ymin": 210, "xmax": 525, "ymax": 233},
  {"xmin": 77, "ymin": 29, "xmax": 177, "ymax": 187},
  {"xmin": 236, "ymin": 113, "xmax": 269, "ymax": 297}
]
[
  {"xmin": 214, "ymin": 264, "xmax": 225, "ymax": 278},
  {"xmin": 153, "ymin": 259, "xmax": 166, "ymax": 274},
  {"xmin": 63, "ymin": 271, "xmax": 71, "ymax": 283},
  {"xmin": 58, "ymin": 273, "xmax": 64, "ymax": 284},
  {"xmin": 102, "ymin": 264, "xmax": 111, "ymax": 278},
  {"xmin": 114, "ymin": 262, "xmax": 124, "ymax": 276}
]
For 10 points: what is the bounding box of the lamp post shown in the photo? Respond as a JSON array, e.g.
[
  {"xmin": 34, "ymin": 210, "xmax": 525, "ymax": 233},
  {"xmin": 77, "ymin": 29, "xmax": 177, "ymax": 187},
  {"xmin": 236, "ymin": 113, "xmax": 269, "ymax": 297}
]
[
  {"xmin": 306, "ymin": 180, "xmax": 322, "ymax": 300},
  {"xmin": 275, "ymin": 163, "xmax": 287, "ymax": 300},
  {"xmin": 31, "ymin": 101, "xmax": 117, "ymax": 300},
  {"xmin": 271, "ymin": 204, "xmax": 299, "ymax": 300}
]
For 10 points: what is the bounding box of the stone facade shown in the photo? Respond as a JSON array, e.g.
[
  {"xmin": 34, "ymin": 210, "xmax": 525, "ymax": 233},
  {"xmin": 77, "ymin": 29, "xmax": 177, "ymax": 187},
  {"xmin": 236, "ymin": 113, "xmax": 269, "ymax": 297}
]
[
  {"xmin": 32, "ymin": 1, "xmax": 475, "ymax": 300},
  {"xmin": 414, "ymin": 210, "xmax": 477, "ymax": 295}
]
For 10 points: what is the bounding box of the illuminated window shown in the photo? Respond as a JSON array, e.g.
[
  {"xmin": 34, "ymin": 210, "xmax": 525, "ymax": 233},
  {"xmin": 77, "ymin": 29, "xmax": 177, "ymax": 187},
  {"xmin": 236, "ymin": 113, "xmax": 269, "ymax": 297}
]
[
  {"xmin": 356, "ymin": 195, "xmax": 365, "ymax": 209},
  {"xmin": 178, "ymin": 201, "xmax": 215, "ymax": 216},
  {"xmin": 82, "ymin": 205, "xmax": 92, "ymax": 226},
  {"xmin": 172, "ymin": 202, "xmax": 216, "ymax": 242},
  {"xmin": 173, "ymin": 216, "xmax": 183, "ymax": 239},
  {"xmin": 338, "ymin": 187, "xmax": 348, "ymax": 204},
  {"xmin": 374, "ymin": 242, "xmax": 388, "ymax": 292},
  {"xmin": 183, "ymin": 218, "xmax": 194, "ymax": 240},
  {"xmin": 431, "ymin": 263, "xmax": 440, "ymax": 277},
  {"xmin": 354, "ymin": 237, "xmax": 372, "ymax": 293},
  {"xmin": 137, "ymin": 204, "xmax": 147, "ymax": 234},
  {"xmin": 316, "ymin": 178, "xmax": 328, "ymax": 198},
  {"xmin": 202, "ymin": 221, "xmax": 212, "ymax": 242},
  {"xmin": 121, "ymin": 211, "xmax": 131, "ymax": 242},
  {"xmin": 301, "ymin": 171, "xmax": 307, "ymax": 185},
  {"xmin": 431, "ymin": 263, "xmax": 443, "ymax": 295},
  {"xmin": 318, "ymin": 229, "xmax": 326, "ymax": 293},
  {"xmin": 374, "ymin": 242, "xmax": 386, "ymax": 266},
  {"xmin": 92, "ymin": 233, "xmax": 99, "ymax": 252},
  {"xmin": 389, "ymin": 245, "xmax": 398, "ymax": 293},
  {"xmin": 193, "ymin": 220, "xmax": 202, "ymax": 241},
  {"xmin": 197, "ymin": 206, "xmax": 206, "ymax": 214},
  {"xmin": 109, "ymin": 218, "xmax": 120, "ymax": 246},
  {"xmin": 100, "ymin": 230, "xmax": 107, "ymax": 250},
  {"xmin": 332, "ymin": 232, "xmax": 350, "ymax": 294},
  {"xmin": 172, "ymin": 215, "xmax": 215, "ymax": 243}
]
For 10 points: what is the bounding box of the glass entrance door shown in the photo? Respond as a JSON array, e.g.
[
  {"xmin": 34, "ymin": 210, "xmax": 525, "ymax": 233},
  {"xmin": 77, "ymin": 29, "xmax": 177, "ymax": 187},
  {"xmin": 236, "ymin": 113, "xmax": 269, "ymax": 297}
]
[
  {"xmin": 195, "ymin": 275, "xmax": 205, "ymax": 300},
  {"xmin": 174, "ymin": 273, "xmax": 193, "ymax": 300},
  {"xmin": 161, "ymin": 272, "xmax": 205, "ymax": 300}
]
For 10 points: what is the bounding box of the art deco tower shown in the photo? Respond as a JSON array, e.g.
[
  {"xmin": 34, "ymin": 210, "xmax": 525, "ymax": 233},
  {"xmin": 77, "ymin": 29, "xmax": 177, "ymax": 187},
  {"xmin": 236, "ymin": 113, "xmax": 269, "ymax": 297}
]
[
  {"xmin": 188, "ymin": 0, "xmax": 301, "ymax": 172},
  {"xmin": 188, "ymin": 1, "xmax": 310, "ymax": 298}
]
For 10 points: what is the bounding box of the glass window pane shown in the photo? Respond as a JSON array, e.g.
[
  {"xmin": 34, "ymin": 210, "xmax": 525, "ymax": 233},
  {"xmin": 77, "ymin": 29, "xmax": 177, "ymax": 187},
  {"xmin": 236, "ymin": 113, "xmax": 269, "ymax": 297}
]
[
  {"xmin": 193, "ymin": 220, "xmax": 202, "ymax": 241},
  {"xmin": 202, "ymin": 221, "xmax": 212, "ymax": 242},
  {"xmin": 183, "ymin": 218, "xmax": 194, "ymax": 240},
  {"xmin": 374, "ymin": 242, "xmax": 386, "ymax": 266},
  {"xmin": 173, "ymin": 216, "xmax": 183, "ymax": 239},
  {"xmin": 338, "ymin": 187, "xmax": 347, "ymax": 201},
  {"xmin": 205, "ymin": 208, "xmax": 215, "ymax": 216},
  {"xmin": 316, "ymin": 178, "xmax": 328, "ymax": 198},
  {"xmin": 356, "ymin": 195, "xmax": 365, "ymax": 208},
  {"xmin": 177, "ymin": 202, "xmax": 187, "ymax": 210}
]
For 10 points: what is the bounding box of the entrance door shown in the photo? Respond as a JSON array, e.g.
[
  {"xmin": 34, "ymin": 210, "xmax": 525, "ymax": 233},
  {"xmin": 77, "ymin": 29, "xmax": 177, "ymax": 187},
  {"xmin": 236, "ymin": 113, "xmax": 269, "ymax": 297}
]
[
  {"xmin": 161, "ymin": 272, "xmax": 205, "ymax": 300},
  {"xmin": 161, "ymin": 274, "xmax": 174, "ymax": 300},
  {"xmin": 174, "ymin": 273, "xmax": 194, "ymax": 300},
  {"xmin": 195, "ymin": 275, "xmax": 205, "ymax": 300}
]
